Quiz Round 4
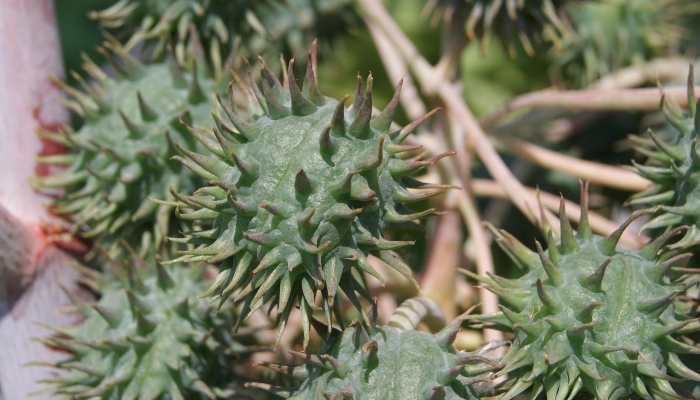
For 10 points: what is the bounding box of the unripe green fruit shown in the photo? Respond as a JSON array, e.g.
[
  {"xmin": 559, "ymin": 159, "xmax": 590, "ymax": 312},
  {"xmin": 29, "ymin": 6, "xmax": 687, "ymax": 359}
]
[
  {"xmin": 32, "ymin": 41, "xmax": 218, "ymax": 260},
  {"xmin": 467, "ymin": 183, "xmax": 700, "ymax": 400},
  {"xmin": 36, "ymin": 262, "xmax": 261, "ymax": 399},
  {"xmin": 431, "ymin": 0, "xmax": 575, "ymax": 57},
  {"xmin": 552, "ymin": 0, "xmax": 690, "ymax": 87},
  {"xmin": 251, "ymin": 297, "xmax": 503, "ymax": 399},
  {"xmin": 90, "ymin": 0, "xmax": 357, "ymax": 76},
  {"xmin": 170, "ymin": 53, "xmax": 455, "ymax": 347},
  {"xmin": 630, "ymin": 65, "xmax": 700, "ymax": 249}
]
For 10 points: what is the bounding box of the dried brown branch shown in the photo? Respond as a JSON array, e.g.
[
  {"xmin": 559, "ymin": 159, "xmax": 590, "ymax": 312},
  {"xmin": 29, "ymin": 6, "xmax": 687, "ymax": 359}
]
[
  {"xmin": 480, "ymin": 86, "xmax": 699, "ymax": 129},
  {"xmin": 492, "ymin": 137, "xmax": 652, "ymax": 192},
  {"xmin": 367, "ymin": 19, "xmax": 502, "ymax": 339},
  {"xmin": 420, "ymin": 211, "xmax": 461, "ymax": 321},
  {"xmin": 591, "ymin": 58, "xmax": 691, "ymax": 90},
  {"xmin": 357, "ymin": 0, "xmax": 560, "ymax": 233}
]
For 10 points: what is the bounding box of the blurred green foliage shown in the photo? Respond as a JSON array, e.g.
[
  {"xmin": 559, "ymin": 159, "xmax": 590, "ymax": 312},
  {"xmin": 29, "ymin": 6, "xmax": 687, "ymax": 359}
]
[{"xmin": 55, "ymin": 0, "xmax": 113, "ymax": 83}]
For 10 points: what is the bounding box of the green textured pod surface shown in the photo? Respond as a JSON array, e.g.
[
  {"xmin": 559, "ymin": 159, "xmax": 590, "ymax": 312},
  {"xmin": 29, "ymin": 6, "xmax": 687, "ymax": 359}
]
[
  {"xmin": 552, "ymin": 0, "xmax": 690, "ymax": 87},
  {"xmin": 629, "ymin": 65, "xmax": 700, "ymax": 249},
  {"xmin": 258, "ymin": 0, "xmax": 358, "ymax": 55},
  {"xmin": 468, "ymin": 183, "xmax": 700, "ymax": 400},
  {"xmin": 252, "ymin": 297, "xmax": 501, "ymax": 399},
  {"xmin": 90, "ymin": 0, "xmax": 276, "ymax": 74},
  {"xmin": 171, "ymin": 53, "xmax": 454, "ymax": 346},
  {"xmin": 91, "ymin": 0, "xmax": 357, "ymax": 76},
  {"xmin": 32, "ymin": 42, "xmax": 219, "ymax": 259},
  {"xmin": 37, "ymin": 262, "xmax": 261, "ymax": 399},
  {"xmin": 431, "ymin": 0, "xmax": 576, "ymax": 57}
]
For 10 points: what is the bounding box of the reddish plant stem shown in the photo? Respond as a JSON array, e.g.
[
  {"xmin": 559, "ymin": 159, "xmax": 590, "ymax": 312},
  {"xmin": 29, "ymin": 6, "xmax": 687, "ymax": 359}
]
[{"xmin": 0, "ymin": 1, "xmax": 86, "ymax": 398}]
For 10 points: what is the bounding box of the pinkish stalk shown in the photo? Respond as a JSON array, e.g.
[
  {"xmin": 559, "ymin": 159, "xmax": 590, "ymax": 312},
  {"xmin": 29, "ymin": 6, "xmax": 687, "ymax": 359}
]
[{"xmin": 0, "ymin": 1, "xmax": 86, "ymax": 398}]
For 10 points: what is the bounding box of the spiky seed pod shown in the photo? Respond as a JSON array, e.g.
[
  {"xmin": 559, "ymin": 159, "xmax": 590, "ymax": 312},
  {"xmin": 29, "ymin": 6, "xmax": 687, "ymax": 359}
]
[
  {"xmin": 466, "ymin": 182, "xmax": 700, "ymax": 400},
  {"xmin": 90, "ymin": 0, "xmax": 357, "ymax": 76},
  {"xmin": 629, "ymin": 65, "xmax": 700, "ymax": 250},
  {"xmin": 250, "ymin": 297, "xmax": 503, "ymax": 399},
  {"xmin": 430, "ymin": 0, "xmax": 576, "ymax": 57},
  {"xmin": 36, "ymin": 261, "xmax": 262, "ymax": 399},
  {"xmin": 170, "ymin": 53, "xmax": 455, "ymax": 346},
  {"xmin": 258, "ymin": 0, "xmax": 359, "ymax": 56},
  {"xmin": 552, "ymin": 0, "xmax": 691, "ymax": 87},
  {"xmin": 90, "ymin": 0, "xmax": 277, "ymax": 74},
  {"xmin": 31, "ymin": 41, "xmax": 218, "ymax": 260}
]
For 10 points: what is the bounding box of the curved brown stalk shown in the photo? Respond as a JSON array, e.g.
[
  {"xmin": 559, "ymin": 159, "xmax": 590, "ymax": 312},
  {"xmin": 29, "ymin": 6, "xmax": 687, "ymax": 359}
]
[
  {"xmin": 492, "ymin": 136, "xmax": 652, "ymax": 192},
  {"xmin": 357, "ymin": 0, "xmax": 559, "ymax": 235},
  {"xmin": 480, "ymin": 86, "xmax": 699, "ymax": 129}
]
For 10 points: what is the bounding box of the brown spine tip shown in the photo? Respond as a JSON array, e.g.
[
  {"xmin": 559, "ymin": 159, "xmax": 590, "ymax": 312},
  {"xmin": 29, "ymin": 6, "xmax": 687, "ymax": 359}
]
[
  {"xmin": 303, "ymin": 51, "xmax": 325, "ymax": 105},
  {"xmin": 287, "ymin": 57, "xmax": 318, "ymax": 116},
  {"xmin": 261, "ymin": 79, "xmax": 290, "ymax": 120},
  {"xmin": 349, "ymin": 74, "xmax": 373, "ymax": 139},
  {"xmin": 361, "ymin": 340, "xmax": 378, "ymax": 366}
]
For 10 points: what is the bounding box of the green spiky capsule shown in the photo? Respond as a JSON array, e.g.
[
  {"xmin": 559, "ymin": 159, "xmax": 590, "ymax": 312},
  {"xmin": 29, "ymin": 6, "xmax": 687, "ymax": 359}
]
[
  {"xmin": 32, "ymin": 41, "xmax": 218, "ymax": 260},
  {"xmin": 629, "ymin": 64, "xmax": 700, "ymax": 249},
  {"xmin": 250, "ymin": 297, "xmax": 502, "ymax": 399},
  {"xmin": 430, "ymin": 0, "xmax": 575, "ymax": 57},
  {"xmin": 36, "ymin": 262, "xmax": 261, "ymax": 399},
  {"xmin": 90, "ymin": 0, "xmax": 357, "ymax": 76},
  {"xmin": 90, "ymin": 0, "xmax": 277, "ymax": 75},
  {"xmin": 552, "ymin": 0, "xmax": 690, "ymax": 87},
  {"xmin": 467, "ymin": 182, "xmax": 700, "ymax": 400},
  {"xmin": 170, "ymin": 53, "xmax": 455, "ymax": 346}
]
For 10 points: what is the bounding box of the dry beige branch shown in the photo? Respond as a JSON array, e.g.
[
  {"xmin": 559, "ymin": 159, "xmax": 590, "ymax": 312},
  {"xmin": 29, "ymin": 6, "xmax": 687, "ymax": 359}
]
[
  {"xmin": 420, "ymin": 211, "xmax": 461, "ymax": 321},
  {"xmin": 367, "ymin": 19, "xmax": 501, "ymax": 339},
  {"xmin": 480, "ymin": 86, "xmax": 699, "ymax": 129},
  {"xmin": 357, "ymin": 0, "xmax": 560, "ymax": 233},
  {"xmin": 492, "ymin": 136, "xmax": 652, "ymax": 192},
  {"xmin": 591, "ymin": 58, "xmax": 691, "ymax": 90},
  {"xmin": 365, "ymin": 19, "xmax": 427, "ymax": 120},
  {"xmin": 485, "ymin": 59, "xmax": 690, "ymax": 141}
]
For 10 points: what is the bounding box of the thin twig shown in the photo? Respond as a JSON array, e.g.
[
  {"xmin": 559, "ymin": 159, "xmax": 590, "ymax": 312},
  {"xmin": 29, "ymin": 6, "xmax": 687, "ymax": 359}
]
[
  {"xmin": 492, "ymin": 136, "xmax": 652, "ymax": 192},
  {"xmin": 420, "ymin": 211, "xmax": 461, "ymax": 321},
  {"xmin": 487, "ymin": 59, "xmax": 689, "ymax": 139},
  {"xmin": 480, "ymin": 86, "xmax": 699, "ymax": 129},
  {"xmin": 470, "ymin": 179, "xmax": 648, "ymax": 249},
  {"xmin": 591, "ymin": 58, "xmax": 691, "ymax": 90},
  {"xmin": 357, "ymin": 0, "xmax": 559, "ymax": 232},
  {"xmin": 455, "ymin": 191, "xmax": 502, "ymax": 342},
  {"xmin": 366, "ymin": 19, "xmax": 427, "ymax": 120},
  {"xmin": 443, "ymin": 116, "xmax": 501, "ymax": 341},
  {"xmin": 368, "ymin": 20, "xmax": 501, "ymax": 338}
]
